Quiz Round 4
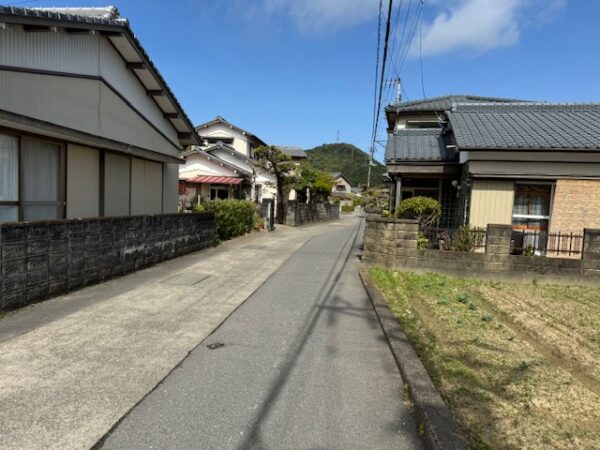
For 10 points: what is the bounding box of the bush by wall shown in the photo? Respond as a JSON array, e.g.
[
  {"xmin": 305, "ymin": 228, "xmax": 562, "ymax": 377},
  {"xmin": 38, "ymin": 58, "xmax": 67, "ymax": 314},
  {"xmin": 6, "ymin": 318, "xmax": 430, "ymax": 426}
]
[
  {"xmin": 195, "ymin": 200, "xmax": 257, "ymax": 241},
  {"xmin": 396, "ymin": 196, "xmax": 441, "ymax": 230}
]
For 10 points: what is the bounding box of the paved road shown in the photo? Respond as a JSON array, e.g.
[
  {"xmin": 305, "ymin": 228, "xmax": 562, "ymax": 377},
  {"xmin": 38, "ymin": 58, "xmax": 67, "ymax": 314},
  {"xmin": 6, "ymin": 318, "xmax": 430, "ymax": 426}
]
[{"xmin": 100, "ymin": 219, "xmax": 423, "ymax": 450}]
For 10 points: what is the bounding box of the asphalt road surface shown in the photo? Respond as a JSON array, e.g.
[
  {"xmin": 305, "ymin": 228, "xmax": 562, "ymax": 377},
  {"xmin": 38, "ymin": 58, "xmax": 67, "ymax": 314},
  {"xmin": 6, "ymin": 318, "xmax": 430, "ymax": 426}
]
[{"xmin": 99, "ymin": 218, "xmax": 424, "ymax": 450}]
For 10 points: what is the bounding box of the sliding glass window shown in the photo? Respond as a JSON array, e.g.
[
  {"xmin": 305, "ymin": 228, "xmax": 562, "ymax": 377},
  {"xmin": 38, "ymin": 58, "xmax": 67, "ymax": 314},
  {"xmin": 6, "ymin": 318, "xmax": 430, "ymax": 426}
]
[
  {"xmin": 0, "ymin": 133, "xmax": 19, "ymax": 222},
  {"xmin": 0, "ymin": 131, "xmax": 65, "ymax": 223}
]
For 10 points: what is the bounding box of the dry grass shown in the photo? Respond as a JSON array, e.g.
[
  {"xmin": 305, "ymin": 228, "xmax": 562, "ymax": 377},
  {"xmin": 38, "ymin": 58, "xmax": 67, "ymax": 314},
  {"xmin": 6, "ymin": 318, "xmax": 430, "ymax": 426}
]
[{"xmin": 370, "ymin": 268, "xmax": 600, "ymax": 450}]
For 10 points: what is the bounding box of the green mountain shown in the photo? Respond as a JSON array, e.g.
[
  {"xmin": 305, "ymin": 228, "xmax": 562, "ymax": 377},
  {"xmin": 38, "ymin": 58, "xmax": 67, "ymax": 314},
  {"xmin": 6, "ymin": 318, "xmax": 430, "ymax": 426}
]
[{"xmin": 305, "ymin": 143, "xmax": 387, "ymax": 187}]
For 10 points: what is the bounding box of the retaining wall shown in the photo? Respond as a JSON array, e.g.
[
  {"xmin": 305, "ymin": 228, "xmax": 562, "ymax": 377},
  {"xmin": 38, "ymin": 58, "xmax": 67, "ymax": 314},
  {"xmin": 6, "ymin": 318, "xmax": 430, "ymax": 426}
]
[
  {"xmin": 363, "ymin": 214, "xmax": 600, "ymax": 283},
  {"xmin": 0, "ymin": 213, "xmax": 215, "ymax": 311},
  {"xmin": 285, "ymin": 201, "xmax": 339, "ymax": 227}
]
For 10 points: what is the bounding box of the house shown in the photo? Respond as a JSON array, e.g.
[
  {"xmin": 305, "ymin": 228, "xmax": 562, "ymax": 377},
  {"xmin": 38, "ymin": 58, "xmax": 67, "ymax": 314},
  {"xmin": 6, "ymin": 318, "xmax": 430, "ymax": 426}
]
[
  {"xmin": 385, "ymin": 95, "xmax": 600, "ymax": 242},
  {"xmin": 329, "ymin": 172, "xmax": 352, "ymax": 194},
  {"xmin": 178, "ymin": 147, "xmax": 251, "ymax": 206},
  {"xmin": 182, "ymin": 117, "xmax": 278, "ymax": 205},
  {"xmin": 0, "ymin": 6, "xmax": 199, "ymax": 222},
  {"xmin": 196, "ymin": 116, "xmax": 266, "ymax": 158},
  {"xmin": 277, "ymin": 145, "xmax": 307, "ymax": 163}
]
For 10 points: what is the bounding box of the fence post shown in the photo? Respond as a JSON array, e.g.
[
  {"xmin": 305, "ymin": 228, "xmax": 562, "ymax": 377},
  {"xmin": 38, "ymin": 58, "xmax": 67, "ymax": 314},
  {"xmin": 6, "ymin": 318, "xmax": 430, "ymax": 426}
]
[
  {"xmin": 484, "ymin": 224, "xmax": 512, "ymax": 272},
  {"xmin": 582, "ymin": 228, "xmax": 600, "ymax": 275}
]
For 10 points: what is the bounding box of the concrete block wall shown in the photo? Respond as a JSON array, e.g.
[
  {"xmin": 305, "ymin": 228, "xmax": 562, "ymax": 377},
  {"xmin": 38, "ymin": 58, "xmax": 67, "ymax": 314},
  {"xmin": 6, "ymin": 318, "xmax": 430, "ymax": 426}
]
[
  {"xmin": 0, "ymin": 213, "xmax": 215, "ymax": 311},
  {"xmin": 286, "ymin": 201, "xmax": 339, "ymax": 227},
  {"xmin": 362, "ymin": 214, "xmax": 600, "ymax": 283}
]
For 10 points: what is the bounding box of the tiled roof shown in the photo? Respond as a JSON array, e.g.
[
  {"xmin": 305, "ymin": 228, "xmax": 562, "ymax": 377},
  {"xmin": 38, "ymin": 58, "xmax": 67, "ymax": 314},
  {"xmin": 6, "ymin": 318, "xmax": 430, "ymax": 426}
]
[
  {"xmin": 196, "ymin": 116, "xmax": 267, "ymax": 146},
  {"xmin": 449, "ymin": 103, "xmax": 600, "ymax": 150},
  {"xmin": 386, "ymin": 95, "xmax": 527, "ymax": 113},
  {"xmin": 385, "ymin": 128, "xmax": 455, "ymax": 162},
  {"xmin": 277, "ymin": 146, "xmax": 307, "ymax": 158},
  {"xmin": 0, "ymin": 5, "xmax": 199, "ymax": 146}
]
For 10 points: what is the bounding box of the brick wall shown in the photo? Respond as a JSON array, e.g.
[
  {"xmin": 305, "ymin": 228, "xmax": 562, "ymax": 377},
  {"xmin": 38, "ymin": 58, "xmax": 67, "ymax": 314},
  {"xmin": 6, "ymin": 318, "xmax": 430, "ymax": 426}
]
[
  {"xmin": 285, "ymin": 201, "xmax": 339, "ymax": 226},
  {"xmin": 0, "ymin": 213, "xmax": 215, "ymax": 311},
  {"xmin": 363, "ymin": 215, "xmax": 600, "ymax": 284},
  {"xmin": 550, "ymin": 179, "xmax": 600, "ymax": 234}
]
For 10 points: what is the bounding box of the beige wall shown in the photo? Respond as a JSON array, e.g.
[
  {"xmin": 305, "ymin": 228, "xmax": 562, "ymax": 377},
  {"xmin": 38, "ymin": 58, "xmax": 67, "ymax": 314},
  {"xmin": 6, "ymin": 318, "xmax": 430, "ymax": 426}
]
[
  {"xmin": 550, "ymin": 179, "xmax": 600, "ymax": 234},
  {"xmin": 66, "ymin": 144, "xmax": 99, "ymax": 218},
  {"xmin": 469, "ymin": 180, "xmax": 515, "ymax": 228},
  {"xmin": 104, "ymin": 152, "xmax": 131, "ymax": 216},
  {"xmin": 131, "ymin": 158, "xmax": 163, "ymax": 215}
]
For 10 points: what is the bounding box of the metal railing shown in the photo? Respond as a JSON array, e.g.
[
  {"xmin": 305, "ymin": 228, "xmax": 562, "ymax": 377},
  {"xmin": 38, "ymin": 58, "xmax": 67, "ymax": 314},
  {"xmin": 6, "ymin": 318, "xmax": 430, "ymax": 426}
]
[{"xmin": 511, "ymin": 230, "xmax": 583, "ymax": 257}]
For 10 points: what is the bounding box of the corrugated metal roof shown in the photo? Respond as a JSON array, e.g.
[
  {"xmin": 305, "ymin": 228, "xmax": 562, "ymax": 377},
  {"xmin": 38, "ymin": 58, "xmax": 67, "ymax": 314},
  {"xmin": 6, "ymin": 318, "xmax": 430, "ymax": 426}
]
[
  {"xmin": 385, "ymin": 128, "xmax": 455, "ymax": 162},
  {"xmin": 188, "ymin": 176, "xmax": 244, "ymax": 185},
  {"xmin": 449, "ymin": 103, "xmax": 600, "ymax": 150}
]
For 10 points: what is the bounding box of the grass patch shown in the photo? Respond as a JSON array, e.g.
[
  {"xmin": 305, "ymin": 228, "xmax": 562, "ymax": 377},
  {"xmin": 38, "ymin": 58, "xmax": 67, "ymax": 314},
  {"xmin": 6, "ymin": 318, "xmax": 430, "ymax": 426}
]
[{"xmin": 370, "ymin": 268, "xmax": 600, "ymax": 450}]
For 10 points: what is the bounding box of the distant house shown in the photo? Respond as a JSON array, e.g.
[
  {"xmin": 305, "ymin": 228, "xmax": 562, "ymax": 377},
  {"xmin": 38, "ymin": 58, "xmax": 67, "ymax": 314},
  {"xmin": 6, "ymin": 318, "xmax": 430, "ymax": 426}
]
[
  {"xmin": 329, "ymin": 172, "xmax": 353, "ymax": 193},
  {"xmin": 0, "ymin": 6, "xmax": 199, "ymax": 222},
  {"xmin": 385, "ymin": 95, "xmax": 600, "ymax": 242},
  {"xmin": 196, "ymin": 116, "xmax": 266, "ymax": 158},
  {"xmin": 179, "ymin": 147, "xmax": 250, "ymax": 205},
  {"xmin": 277, "ymin": 145, "xmax": 307, "ymax": 163},
  {"xmin": 181, "ymin": 118, "xmax": 277, "ymax": 206}
]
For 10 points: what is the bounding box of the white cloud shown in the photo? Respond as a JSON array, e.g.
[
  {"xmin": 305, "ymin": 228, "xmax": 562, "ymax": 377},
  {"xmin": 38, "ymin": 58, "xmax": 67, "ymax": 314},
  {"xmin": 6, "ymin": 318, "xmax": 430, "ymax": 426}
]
[
  {"xmin": 413, "ymin": 0, "xmax": 566, "ymax": 57},
  {"xmin": 248, "ymin": 0, "xmax": 380, "ymax": 35}
]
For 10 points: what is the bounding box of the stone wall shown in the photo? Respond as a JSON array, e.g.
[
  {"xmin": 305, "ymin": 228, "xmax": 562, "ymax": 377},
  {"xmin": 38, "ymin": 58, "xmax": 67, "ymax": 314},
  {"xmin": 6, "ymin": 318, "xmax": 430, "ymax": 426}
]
[
  {"xmin": 363, "ymin": 214, "xmax": 600, "ymax": 283},
  {"xmin": 285, "ymin": 201, "xmax": 339, "ymax": 227},
  {"xmin": 0, "ymin": 213, "xmax": 215, "ymax": 311}
]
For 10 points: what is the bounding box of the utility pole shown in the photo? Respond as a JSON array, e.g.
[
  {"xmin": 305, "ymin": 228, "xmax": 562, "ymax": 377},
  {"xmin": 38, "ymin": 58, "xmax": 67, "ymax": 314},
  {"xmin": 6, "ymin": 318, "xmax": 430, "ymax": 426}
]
[
  {"xmin": 385, "ymin": 77, "xmax": 401, "ymax": 103},
  {"xmin": 367, "ymin": 148, "xmax": 373, "ymax": 188}
]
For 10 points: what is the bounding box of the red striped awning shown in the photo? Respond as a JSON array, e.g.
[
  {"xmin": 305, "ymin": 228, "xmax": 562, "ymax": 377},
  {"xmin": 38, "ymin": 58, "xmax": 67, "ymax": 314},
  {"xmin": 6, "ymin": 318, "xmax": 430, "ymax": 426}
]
[{"xmin": 188, "ymin": 175, "xmax": 244, "ymax": 185}]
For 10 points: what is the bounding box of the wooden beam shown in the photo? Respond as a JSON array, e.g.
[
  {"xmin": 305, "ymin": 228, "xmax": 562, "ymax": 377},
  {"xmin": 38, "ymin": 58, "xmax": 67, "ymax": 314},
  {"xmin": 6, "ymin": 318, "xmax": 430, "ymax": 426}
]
[
  {"xmin": 163, "ymin": 112, "xmax": 179, "ymax": 119},
  {"xmin": 126, "ymin": 62, "xmax": 146, "ymax": 70},
  {"xmin": 147, "ymin": 90, "xmax": 165, "ymax": 97}
]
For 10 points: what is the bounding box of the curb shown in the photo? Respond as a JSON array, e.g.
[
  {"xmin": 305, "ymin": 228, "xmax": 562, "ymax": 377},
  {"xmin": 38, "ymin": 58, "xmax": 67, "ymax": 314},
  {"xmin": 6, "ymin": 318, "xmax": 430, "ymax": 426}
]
[{"xmin": 359, "ymin": 268, "xmax": 470, "ymax": 450}]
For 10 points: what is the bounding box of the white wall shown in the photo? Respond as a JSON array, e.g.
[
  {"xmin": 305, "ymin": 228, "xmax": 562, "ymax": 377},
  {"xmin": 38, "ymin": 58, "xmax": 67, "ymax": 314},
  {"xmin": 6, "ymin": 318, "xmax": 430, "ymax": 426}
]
[
  {"xmin": 179, "ymin": 153, "xmax": 238, "ymax": 179},
  {"xmin": 66, "ymin": 144, "xmax": 99, "ymax": 218},
  {"xmin": 199, "ymin": 123, "xmax": 250, "ymax": 156}
]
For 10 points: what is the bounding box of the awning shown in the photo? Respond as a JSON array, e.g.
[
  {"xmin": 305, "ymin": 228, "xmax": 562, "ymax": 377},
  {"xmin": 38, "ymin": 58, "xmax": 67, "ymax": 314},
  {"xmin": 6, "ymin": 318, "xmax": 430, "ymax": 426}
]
[{"xmin": 188, "ymin": 175, "xmax": 244, "ymax": 185}]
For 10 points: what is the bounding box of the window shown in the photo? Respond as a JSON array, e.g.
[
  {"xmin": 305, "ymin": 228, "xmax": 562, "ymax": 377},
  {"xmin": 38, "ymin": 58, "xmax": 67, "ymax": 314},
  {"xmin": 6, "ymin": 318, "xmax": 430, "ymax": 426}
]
[
  {"xmin": 210, "ymin": 186, "xmax": 229, "ymax": 200},
  {"xmin": 22, "ymin": 138, "xmax": 62, "ymax": 220},
  {"xmin": 0, "ymin": 131, "xmax": 64, "ymax": 223},
  {"xmin": 512, "ymin": 183, "xmax": 552, "ymax": 232},
  {"xmin": 0, "ymin": 133, "xmax": 19, "ymax": 222},
  {"xmin": 206, "ymin": 137, "xmax": 233, "ymax": 145}
]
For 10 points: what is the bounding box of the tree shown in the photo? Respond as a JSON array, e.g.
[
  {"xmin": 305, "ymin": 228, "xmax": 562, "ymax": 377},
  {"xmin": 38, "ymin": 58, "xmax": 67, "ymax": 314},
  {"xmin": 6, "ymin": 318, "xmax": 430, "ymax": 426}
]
[
  {"xmin": 253, "ymin": 145, "xmax": 297, "ymax": 223},
  {"xmin": 293, "ymin": 163, "xmax": 334, "ymax": 203},
  {"xmin": 395, "ymin": 196, "xmax": 441, "ymax": 230}
]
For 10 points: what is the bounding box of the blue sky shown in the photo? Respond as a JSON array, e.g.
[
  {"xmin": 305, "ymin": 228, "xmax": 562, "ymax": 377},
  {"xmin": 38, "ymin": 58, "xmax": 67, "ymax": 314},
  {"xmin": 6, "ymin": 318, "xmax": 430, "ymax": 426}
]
[{"xmin": 8, "ymin": 0, "xmax": 600, "ymax": 161}]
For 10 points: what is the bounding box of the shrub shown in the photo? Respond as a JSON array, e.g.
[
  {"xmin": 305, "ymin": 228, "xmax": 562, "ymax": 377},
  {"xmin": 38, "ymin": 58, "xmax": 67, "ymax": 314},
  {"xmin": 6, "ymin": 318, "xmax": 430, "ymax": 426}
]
[
  {"xmin": 395, "ymin": 196, "xmax": 441, "ymax": 230},
  {"xmin": 451, "ymin": 225, "xmax": 486, "ymax": 252},
  {"xmin": 341, "ymin": 205, "xmax": 354, "ymax": 213},
  {"xmin": 194, "ymin": 199, "xmax": 257, "ymax": 241}
]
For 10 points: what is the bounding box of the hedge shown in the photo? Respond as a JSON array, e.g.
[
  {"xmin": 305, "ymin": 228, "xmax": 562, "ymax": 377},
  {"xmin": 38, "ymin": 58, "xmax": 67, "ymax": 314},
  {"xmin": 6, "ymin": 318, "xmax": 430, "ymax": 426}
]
[{"xmin": 195, "ymin": 200, "xmax": 257, "ymax": 241}]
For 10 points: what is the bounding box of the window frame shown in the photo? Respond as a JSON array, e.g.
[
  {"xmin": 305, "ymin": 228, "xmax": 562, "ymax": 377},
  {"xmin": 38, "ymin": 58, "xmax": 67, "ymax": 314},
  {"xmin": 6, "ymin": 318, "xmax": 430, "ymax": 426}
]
[{"xmin": 0, "ymin": 126, "xmax": 66, "ymax": 222}]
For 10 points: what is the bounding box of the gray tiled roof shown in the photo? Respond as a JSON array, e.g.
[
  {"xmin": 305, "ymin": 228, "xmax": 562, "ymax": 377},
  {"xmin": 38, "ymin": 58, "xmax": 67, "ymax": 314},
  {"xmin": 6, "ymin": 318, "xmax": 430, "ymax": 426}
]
[
  {"xmin": 385, "ymin": 128, "xmax": 454, "ymax": 162},
  {"xmin": 386, "ymin": 95, "xmax": 526, "ymax": 113},
  {"xmin": 277, "ymin": 146, "xmax": 307, "ymax": 158},
  {"xmin": 449, "ymin": 103, "xmax": 600, "ymax": 150}
]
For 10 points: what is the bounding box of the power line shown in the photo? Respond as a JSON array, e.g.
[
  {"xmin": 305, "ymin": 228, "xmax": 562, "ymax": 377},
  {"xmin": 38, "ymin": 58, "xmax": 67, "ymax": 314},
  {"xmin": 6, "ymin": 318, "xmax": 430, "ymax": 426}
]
[
  {"xmin": 370, "ymin": 0, "xmax": 383, "ymax": 147},
  {"xmin": 368, "ymin": 0, "xmax": 394, "ymax": 188},
  {"xmin": 419, "ymin": 7, "xmax": 427, "ymax": 99}
]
